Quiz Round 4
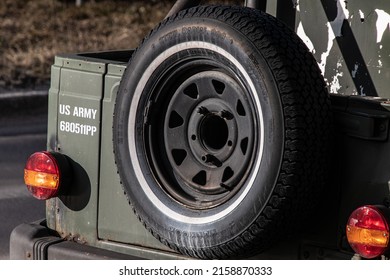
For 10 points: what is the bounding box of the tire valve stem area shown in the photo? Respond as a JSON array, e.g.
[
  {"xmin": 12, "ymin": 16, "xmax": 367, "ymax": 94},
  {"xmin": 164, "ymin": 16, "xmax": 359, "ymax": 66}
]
[{"xmin": 220, "ymin": 183, "xmax": 233, "ymax": 191}]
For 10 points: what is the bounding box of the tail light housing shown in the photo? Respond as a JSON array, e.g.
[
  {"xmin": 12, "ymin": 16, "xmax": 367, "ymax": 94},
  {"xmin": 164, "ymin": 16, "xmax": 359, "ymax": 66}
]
[
  {"xmin": 346, "ymin": 205, "xmax": 390, "ymax": 259},
  {"xmin": 24, "ymin": 151, "xmax": 70, "ymax": 200}
]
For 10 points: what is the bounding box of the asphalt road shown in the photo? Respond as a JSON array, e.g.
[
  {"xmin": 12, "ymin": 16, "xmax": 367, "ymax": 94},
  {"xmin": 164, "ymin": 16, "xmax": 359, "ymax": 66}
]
[{"xmin": 0, "ymin": 96, "xmax": 47, "ymax": 260}]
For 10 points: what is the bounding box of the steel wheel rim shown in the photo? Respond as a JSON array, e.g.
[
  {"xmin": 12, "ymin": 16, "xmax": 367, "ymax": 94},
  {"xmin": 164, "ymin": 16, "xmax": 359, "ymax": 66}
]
[{"xmin": 145, "ymin": 57, "xmax": 257, "ymax": 210}]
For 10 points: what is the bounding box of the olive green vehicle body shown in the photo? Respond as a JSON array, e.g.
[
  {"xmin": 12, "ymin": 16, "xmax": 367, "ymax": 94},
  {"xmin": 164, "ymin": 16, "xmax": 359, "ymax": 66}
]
[
  {"xmin": 47, "ymin": 51, "xmax": 181, "ymax": 259},
  {"xmin": 10, "ymin": 0, "xmax": 390, "ymax": 259}
]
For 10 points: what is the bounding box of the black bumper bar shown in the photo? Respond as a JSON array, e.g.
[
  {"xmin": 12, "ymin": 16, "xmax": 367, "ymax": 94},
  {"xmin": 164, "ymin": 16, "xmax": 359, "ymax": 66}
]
[{"xmin": 10, "ymin": 220, "xmax": 140, "ymax": 260}]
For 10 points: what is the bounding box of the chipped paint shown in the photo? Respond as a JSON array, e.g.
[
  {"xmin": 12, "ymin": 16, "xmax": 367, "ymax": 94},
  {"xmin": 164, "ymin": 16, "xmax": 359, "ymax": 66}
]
[
  {"xmin": 319, "ymin": 22, "xmax": 336, "ymax": 75},
  {"xmin": 333, "ymin": 0, "xmax": 350, "ymax": 37},
  {"xmin": 294, "ymin": 0, "xmax": 300, "ymax": 12},
  {"xmin": 296, "ymin": 1, "xmax": 390, "ymax": 97},
  {"xmin": 360, "ymin": 85, "xmax": 365, "ymax": 96},
  {"xmin": 329, "ymin": 59, "xmax": 344, "ymax": 94},
  {"xmin": 351, "ymin": 63, "xmax": 359, "ymax": 78},
  {"xmin": 359, "ymin": 10, "xmax": 365, "ymax": 22},
  {"xmin": 330, "ymin": 72, "xmax": 343, "ymax": 94},
  {"xmin": 297, "ymin": 22, "xmax": 315, "ymax": 54},
  {"xmin": 319, "ymin": 0, "xmax": 350, "ymax": 75},
  {"xmin": 375, "ymin": 9, "xmax": 390, "ymax": 43}
]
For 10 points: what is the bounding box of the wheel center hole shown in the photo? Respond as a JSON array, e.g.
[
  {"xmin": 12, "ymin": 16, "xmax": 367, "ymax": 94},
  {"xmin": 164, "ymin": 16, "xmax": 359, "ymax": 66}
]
[{"xmin": 200, "ymin": 114, "xmax": 229, "ymax": 150}]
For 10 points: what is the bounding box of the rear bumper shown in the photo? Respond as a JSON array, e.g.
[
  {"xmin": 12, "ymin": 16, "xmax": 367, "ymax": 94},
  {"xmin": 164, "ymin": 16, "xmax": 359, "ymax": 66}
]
[{"xmin": 9, "ymin": 220, "xmax": 140, "ymax": 260}]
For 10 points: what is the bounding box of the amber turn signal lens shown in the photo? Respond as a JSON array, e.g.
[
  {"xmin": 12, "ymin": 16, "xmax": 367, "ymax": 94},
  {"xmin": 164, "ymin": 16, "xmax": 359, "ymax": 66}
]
[
  {"xmin": 24, "ymin": 152, "xmax": 61, "ymax": 200},
  {"xmin": 346, "ymin": 206, "xmax": 390, "ymax": 259}
]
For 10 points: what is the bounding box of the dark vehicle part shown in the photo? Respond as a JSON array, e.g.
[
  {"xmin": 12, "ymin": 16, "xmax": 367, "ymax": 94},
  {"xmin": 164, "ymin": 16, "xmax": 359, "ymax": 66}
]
[
  {"xmin": 10, "ymin": 220, "xmax": 141, "ymax": 260},
  {"xmin": 165, "ymin": 0, "xmax": 201, "ymax": 19},
  {"xmin": 113, "ymin": 5, "xmax": 331, "ymax": 259},
  {"xmin": 244, "ymin": 0, "xmax": 266, "ymax": 10},
  {"xmin": 164, "ymin": 0, "xmax": 266, "ymax": 18}
]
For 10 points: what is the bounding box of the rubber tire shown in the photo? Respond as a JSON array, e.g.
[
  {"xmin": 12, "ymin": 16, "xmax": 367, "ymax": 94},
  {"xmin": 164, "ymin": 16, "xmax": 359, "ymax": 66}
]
[{"xmin": 113, "ymin": 5, "xmax": 331, "ymax": 259}]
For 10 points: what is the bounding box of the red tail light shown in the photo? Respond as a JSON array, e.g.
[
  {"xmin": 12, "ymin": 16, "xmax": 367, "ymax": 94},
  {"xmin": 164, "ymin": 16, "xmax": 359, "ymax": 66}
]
[
  {"xmin": 346, "ymin": 205, "xmax": 390, "ymax": 259},
  {"xmin": 24, "ymin": 152, "xmax": 63, "ymax": 200}
]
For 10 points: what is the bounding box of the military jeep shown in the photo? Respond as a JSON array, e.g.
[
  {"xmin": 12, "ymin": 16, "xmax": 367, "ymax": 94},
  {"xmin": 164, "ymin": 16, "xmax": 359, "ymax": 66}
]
[{"xmin": 10, "ymin": 0, "xmax": 390, "ymax": 260}]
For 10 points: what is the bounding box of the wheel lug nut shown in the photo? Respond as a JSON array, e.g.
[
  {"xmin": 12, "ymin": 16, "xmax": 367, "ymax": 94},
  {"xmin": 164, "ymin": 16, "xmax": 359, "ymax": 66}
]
[
  {"xmin": 220, "ymin": 110, "xmax": 234, "ymax": 120},
  {"xmin": 198, "ymin": 106, "xmax": 210, "ymax": 116}
]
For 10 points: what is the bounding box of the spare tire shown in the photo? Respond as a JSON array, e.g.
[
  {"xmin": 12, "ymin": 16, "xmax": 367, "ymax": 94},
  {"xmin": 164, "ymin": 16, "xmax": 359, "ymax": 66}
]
[{"xmin": 113, "ymin": 5, "xmax": 331, "ymax": 259}]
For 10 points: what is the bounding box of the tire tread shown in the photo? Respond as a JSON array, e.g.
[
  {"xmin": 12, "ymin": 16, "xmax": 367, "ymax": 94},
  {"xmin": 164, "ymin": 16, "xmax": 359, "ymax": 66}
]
[{"xmin": 114, "ymin": 5, "xmax": 332, "ymax": 259}]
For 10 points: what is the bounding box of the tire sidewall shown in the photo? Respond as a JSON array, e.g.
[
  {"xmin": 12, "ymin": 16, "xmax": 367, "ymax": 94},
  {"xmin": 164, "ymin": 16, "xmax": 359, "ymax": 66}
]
[{"xmin": 114, "ymin": 17, "xmax": 285, "ymax": 246}]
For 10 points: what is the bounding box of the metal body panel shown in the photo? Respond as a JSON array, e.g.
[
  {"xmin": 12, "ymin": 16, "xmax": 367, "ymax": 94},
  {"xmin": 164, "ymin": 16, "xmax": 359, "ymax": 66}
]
[
  {"xmin": 47, "ymin": 55, "xmax": 105, "ymax": 244},
  {"xmin": 44, "ymin": 52, "xmax": 180, "ymax": 258},
  {"xmin": 97, "ymin": 61, "xmax": 171, "ymax": 250},
  {"xmin": 296, "ymin": 0, "xmax": 390, "ymax": 97},
  {"xmin": 331, "ymin": 96, "xmax": 390, "ymax": 232}
]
